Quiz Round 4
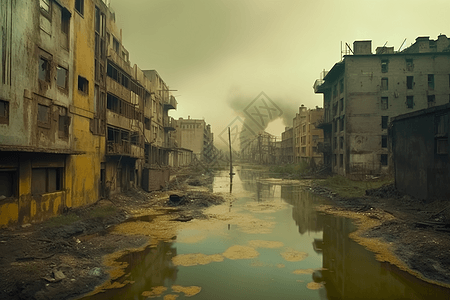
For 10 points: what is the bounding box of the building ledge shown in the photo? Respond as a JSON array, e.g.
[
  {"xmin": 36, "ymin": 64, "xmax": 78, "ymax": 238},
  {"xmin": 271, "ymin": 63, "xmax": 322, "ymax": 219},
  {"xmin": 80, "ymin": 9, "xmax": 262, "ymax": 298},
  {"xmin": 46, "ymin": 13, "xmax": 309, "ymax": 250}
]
[{"xmin": 0, "ymin": 145, "xmax": 85, "ymax": 155}]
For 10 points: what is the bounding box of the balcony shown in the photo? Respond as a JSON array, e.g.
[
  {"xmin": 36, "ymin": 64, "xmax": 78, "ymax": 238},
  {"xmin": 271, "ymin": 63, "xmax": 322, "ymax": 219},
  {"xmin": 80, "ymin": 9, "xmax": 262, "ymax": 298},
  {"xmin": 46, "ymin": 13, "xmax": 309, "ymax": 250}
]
[
  {"xmin": 314, "ymin": 118, "xmax": 332, "ymax": 131},
  {"xmin": 164, "ymin": 95, "xmax": 177, "ymax": 110},
  {"xmin": 107, "ymin": 141, "xmax": 131, "ymax": 156},
  {"xmin": 163, "ymin": 116, "xmax": 176, "ymax": 131}
]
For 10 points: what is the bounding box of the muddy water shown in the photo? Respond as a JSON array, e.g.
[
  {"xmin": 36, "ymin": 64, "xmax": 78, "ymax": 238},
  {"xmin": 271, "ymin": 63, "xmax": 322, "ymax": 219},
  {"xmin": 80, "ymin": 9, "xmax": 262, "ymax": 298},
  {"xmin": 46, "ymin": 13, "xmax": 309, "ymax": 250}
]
[{"xmin": 81, "ymin": 167, "xmax": 450, "ymax": 300}]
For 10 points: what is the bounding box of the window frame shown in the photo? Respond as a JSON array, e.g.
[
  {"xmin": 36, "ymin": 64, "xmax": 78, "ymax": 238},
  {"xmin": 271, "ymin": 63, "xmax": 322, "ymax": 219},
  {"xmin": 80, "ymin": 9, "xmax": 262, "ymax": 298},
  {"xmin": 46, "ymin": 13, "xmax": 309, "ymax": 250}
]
[
  {"xmin": 0, "ymin": 100, "xmax": 9, "ymax": 125},
  {"xmin": 75, "ymin": 0, "xmax": 84, "ymax": 16}
]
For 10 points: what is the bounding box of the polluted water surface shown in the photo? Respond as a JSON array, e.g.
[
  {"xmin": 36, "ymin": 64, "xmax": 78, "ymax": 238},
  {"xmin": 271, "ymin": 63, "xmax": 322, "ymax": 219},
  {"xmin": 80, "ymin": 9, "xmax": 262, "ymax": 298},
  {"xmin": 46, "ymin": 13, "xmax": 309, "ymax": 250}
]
[{"xmin": 79, "ymin": 167, "xmax": 450, "ymax": 300}]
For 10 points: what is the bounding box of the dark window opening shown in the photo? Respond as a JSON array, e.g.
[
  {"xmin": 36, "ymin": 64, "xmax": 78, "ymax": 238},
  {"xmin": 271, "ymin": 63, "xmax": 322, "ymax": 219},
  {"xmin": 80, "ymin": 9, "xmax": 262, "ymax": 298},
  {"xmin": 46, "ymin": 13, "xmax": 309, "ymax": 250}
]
[
  {"xmin": 75, "ymin": 0, "xmax": 84, "ymax": 16},
  {"xmin": 428, "ymin": 95, "xmax": 436, "ymax": 108},
  {"xmin": 407, "ymin": 76, "xmax": 414, "ymax": 89},
  {"xmin": 406, "ymin": 96, "xmax": 414, "ymax": 109},
  {"xmin": 339, "ymin": 98, "xmax": 344, "ymax": 112},
  {"xmin": 95, "ymin": 6, "xmax": 100, "ymax": 33},
  {"xmin": 58, "ymin": 107, "xmax": 70, "ymax": 138},
  {"xmin": 381, "ymin": 60, "xmax": 388, "ymax": 73},
  {"xmin": 381, "ymin": 97, "xmax": 388, "ymax": 110},
  {"xmin": 0, "ymin": 100, "xmax": 9, "ymax": 125},
  {"xmin": 113, "ymin": 37, "xmax": 120, "ymax": 53},
  {"xmin": 131, "ymin": 132, "xmax": 139, "ymax": 145},
  {"xmin": 428, "ymin": 74, "xmax": 435, "ymax": 90},
  {"xmin": 381, "ymin": 154, "xmax": 388, "ymax": 166},
  {"xmin": 56, "ymin": 66, "xmax": 67, "ymax": 89},
  {"xmin": 339, "ymin": 118, "xmax": 344, "ymax": 132},
  {"xmin": 38, "ymin": 57, "xmax": 49, "ymax": 82},
  {"xmin": 78, "ymin": 75, "xmax": 88, "ymax": 94},
  {"xmin": 0, "ymin": 171, "xmax": 16, "ymax": 198},
  {"xmin": 339, "ymin": 79, "xmax": 344, "ymax": 94},
  {"xmin": 382, "ymin": 135, "xmax": 387, "ymax": 148},
  {"xmin": 61, "ymin": 9, "xmax": 70, "ymax": 35},
  {"xmin": 381, "ymin": 116, "xmax": 388, "ymax": 129},
  {"xmin": 339, "ymin": 136, "xmax": 344, "ymax": 149},
  {"xmin": 32, "ymin": 168, "xmax": 63, "ymax": 195},
  {"xmin": 145, "ymin": 117, "xmax": 151, "ymax": 130},
  {"xmin": 381, "ymin": 78, "xmax": 388, "ymax": 90},
  {"xmin": 436, "ymin": 138, "xmax": 448, "ymax": 155},
  {"xmin": 37, "ymin": 104, "xmax": 50, "ymax": 126},
  {"xmin": 340, "ymin": 154, "xmax": 343, "ymax": 167},
  {"xmin": 406, "ymin": 59, "xmax": 414, "ymax": 71}
]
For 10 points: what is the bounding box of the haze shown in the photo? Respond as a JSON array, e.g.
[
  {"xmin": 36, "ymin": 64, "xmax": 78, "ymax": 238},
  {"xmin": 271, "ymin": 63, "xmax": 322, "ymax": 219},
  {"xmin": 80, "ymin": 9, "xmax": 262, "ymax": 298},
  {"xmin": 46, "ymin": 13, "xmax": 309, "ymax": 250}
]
[{"xmin": 110, "ymin": 0, "xmax": 449, "ymax": 148}]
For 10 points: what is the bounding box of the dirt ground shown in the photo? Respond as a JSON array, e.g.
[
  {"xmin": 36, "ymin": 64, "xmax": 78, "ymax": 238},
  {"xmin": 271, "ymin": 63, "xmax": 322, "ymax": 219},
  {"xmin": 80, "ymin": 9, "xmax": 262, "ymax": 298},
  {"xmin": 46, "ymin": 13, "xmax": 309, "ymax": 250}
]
[
  {"xmin": 310, "ymin": 181, "xmax": 450, "ymax": 288},
  {"xmin": 0, "ymin": 169, "xmax": 224, "ymax": 300},
  {"xmin": 2, "ymin": 168, "xmax": 450, "ymax": 299}
]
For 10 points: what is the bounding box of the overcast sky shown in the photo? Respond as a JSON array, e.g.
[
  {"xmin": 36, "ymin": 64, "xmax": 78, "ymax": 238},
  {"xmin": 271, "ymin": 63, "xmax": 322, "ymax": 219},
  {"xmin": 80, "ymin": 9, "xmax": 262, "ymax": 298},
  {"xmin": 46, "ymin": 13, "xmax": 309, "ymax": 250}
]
[{"xmin": 110, "ymin": 0, "xmax": 449, "ymax": 149}]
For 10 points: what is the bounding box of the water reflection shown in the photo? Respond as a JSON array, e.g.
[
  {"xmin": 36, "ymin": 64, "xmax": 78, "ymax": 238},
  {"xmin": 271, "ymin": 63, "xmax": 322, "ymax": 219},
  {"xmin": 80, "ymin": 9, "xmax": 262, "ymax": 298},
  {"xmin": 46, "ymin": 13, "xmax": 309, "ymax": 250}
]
[
  {"xmin": 281, "ymin": 185, "xmax": 324, "ymax": 235},
  {"xmin": 81, "ymin": 242, "xmax": 177, "ymax": 300},
  {"xmin": 319, "ymin": 213, "xmax": 450, "ymax": 299}
]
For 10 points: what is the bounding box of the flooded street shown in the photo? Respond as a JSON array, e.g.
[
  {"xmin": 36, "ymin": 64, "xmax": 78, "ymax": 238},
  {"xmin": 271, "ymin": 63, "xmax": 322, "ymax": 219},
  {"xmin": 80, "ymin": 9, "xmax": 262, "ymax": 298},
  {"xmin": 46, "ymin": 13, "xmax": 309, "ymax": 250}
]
[{"xmin": 80, "ymin": 167, "xmax": 450, "ymax": 300}]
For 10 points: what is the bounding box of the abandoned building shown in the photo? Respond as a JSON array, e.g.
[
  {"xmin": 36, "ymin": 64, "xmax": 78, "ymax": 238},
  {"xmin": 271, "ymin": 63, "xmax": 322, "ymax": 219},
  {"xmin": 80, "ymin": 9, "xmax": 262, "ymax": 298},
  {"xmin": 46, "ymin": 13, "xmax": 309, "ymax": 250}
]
[
  {"xmin": 0, "ymin": 0, "xmax": 190, "ymax": 227},
  {"xmin": 391, "ymin": 103, "xmax": 450, "ymax": 200},
  {"xmin": 314, "ymin": 35, "xmax": 450, "ymax": 176},
  {"xmin": 175, "ymin": 117, "xmax": 215, "ymax": 162},
  {"xmin": 281, "ymin": 127, "xmax": 294, "ymax": 163},
  {"xmin": 241, "ymin": 131, "xmax": 280, "ymax": 164},
  {"xmin": 292, "ymin": 105, "xmax": 324, "ymax": 165}
]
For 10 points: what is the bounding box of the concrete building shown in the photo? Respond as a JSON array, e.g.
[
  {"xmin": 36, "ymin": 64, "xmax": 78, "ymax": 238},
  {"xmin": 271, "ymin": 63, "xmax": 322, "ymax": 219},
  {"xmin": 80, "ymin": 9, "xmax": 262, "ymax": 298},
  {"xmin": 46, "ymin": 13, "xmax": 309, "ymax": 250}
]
[
  {"xmin": 0, "ymin": 0, "xmax": 182, "ymax": 227},
  {"xmin": 293, "ymin": 105, "xmax": 324, "ymax": 165},
  {"xmin": 391, "ymin": 103, "xmax": 450, "ymax": 200},
  {"xmin": 314, "ymin": 35, "xmax": 450, "ymax": 176},
  {"xmin": 175, "ymin": 117, "xmax": 213, "ymax": 161},
  {"xmin": 281, "ymin": 127, "xmax": 294, "ymax": 163}
]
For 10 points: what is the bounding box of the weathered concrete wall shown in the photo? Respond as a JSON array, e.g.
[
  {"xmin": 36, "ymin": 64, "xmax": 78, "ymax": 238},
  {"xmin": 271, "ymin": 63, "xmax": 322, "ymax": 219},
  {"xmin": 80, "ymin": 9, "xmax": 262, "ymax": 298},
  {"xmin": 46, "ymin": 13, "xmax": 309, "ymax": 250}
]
[{"xmin": 392, "ymin": 104, "xmax": 450, "ymax": 200}]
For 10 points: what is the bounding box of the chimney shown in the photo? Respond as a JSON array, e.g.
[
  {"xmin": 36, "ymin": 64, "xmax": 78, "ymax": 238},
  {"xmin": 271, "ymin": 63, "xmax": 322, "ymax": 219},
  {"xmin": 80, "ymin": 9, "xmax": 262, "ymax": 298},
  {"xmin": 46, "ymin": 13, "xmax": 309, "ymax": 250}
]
[
  {"xmin": 353, "ymin": 40, "xmax": 372, "ymax": 55},
  {"xmin": 437, "ymin": 34, "xmax": 449, "ymax": 52},
  {"xmin": 188, "ymin": 115, "xmax": 190, "ymax": 120}
]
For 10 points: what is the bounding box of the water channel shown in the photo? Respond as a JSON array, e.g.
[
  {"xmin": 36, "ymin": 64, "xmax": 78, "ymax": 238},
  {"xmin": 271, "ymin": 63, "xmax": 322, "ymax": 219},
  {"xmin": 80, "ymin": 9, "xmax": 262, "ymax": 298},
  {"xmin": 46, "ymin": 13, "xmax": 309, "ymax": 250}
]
[{"xmin": 81, "ymin": 167, "xmax": 450, "ymax": 300}]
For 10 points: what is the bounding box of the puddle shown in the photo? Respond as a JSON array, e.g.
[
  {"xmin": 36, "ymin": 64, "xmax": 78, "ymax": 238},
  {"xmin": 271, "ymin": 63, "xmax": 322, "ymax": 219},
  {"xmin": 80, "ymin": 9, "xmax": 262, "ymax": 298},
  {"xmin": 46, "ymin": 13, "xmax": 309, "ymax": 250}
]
[{"xmin": 79, "ymin": 167, "xmax": 450, "ymax": 300}]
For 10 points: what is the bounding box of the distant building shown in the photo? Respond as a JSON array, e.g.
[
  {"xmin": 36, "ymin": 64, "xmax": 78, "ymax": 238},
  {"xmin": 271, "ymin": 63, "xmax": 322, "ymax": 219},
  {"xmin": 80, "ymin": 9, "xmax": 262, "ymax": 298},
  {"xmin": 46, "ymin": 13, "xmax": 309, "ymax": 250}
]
[
  {"xmin": 281, "ymin": 127, "xmax": 294, "ymax": 163},
  {"xmin": 175, "ymin": 117, "xmax": 214, "ymax": 161},
  {"xmin": 293, "ymin": 105, "xmax": 324, "ymax": 165},
  {"xmin": 241, "ymin": 131, "xmax": 279, "ymax": 164},
  {"xmin": 314, "ymin": 35, "xmax": 450, "ymax": 176},
  {"xmin": 391, "ymin": 103, "xmax": 450, "ymax": 200}
]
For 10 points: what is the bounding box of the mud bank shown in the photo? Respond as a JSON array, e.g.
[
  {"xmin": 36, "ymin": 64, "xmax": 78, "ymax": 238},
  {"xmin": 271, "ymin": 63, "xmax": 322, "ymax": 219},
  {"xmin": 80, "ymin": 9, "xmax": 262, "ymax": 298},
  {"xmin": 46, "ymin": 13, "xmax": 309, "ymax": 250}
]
[
  {"xmin": 0, "ymin": 170, "xmax": 225, "ymax": 300},
  {"xmin": 309, "ymin": 181, "xmax": 450, "ymax": 288}
]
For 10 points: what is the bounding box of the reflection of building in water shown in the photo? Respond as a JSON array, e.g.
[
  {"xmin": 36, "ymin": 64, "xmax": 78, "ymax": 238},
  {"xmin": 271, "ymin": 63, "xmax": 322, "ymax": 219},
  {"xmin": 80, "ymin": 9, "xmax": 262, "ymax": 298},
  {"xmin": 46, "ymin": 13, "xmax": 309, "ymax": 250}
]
[
  {"xmin": 281, "ymin": 186, "xmax": 323, "ymax": 234},
  {"xmin": 87, "ymin": 242, "xmax": 178, "ymax": 300},
  {"xmin": 321, "ymin": 214, "xmax": 450, "ymax": 299}
]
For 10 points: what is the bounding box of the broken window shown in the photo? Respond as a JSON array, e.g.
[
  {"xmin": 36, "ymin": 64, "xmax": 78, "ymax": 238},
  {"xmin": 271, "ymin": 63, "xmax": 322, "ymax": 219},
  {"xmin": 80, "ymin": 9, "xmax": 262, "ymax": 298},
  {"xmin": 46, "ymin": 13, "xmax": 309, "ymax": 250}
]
[
  {"xmin": 406, "ymin": 76, "xmax": 414, "ymax": 89},
  {"xmin": 75, "ymin": 0, "xmax": 84, "ymax": 16},
  {"xmin": 381, "ymin": 60, "xmax": 389, "ymax": 73},
  {"xmin": 428, "ymin": 74, "xmax": 435, "ymax": 90},
  {"xmin": 406, "ymin": 96, "xmax": 414, "ymax": 109},
  {"xmin": 37, "ymin": 104, "xmax": 50, "ymax": 127},
  {"xmin": 381, "ymin": 116, "xmax": 388, "ymax": 129},
  {"xmin": 31, "ymin": 168, "xmax": 63, "ymax": 195},
  {"xmin": 406, "ymin": 59, "xmax": 414, "ymax": 72},
  {"xmin": 381, "ymin": 78, "xmax": 388, "ymax": 90},
  {"xmin": 380, "ymin": 154, "xmax": 388, "ymax": 166},
  {"xmin": 58, "ymin": 106, "xmax": 70, "ymax": 138},
  {"xmin": 0, "ymin": 100, "xmax": 9, "ymax": 125},
  {"xmin": 56, "ymin": 66, "xmax": 68, "ymax": 89},
  {"xmin": 131, "ymin": 132, "xmax": 139, "ymax": 145},
  {"xmin": 382, "ymin": 135, "xmax": 387, "ymax": 148},
  {"xmin": 78, "ymin": 75, "xmax": 88, "ymax": 94},
  {"xmin": 428, "ymin": 95, "xmax": 436, "ymax": 108},
  {"xmin": 38, "ymin": 57, "xmax": 49, "ymax": 82}
]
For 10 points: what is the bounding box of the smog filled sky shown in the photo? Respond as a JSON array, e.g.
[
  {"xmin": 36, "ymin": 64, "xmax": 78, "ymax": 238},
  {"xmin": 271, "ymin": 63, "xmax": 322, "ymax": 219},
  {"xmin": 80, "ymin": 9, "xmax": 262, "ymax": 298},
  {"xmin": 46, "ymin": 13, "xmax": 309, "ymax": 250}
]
[{"xmin": 110, "ymin": 0, "xmax": 449, "ymax": 148}]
